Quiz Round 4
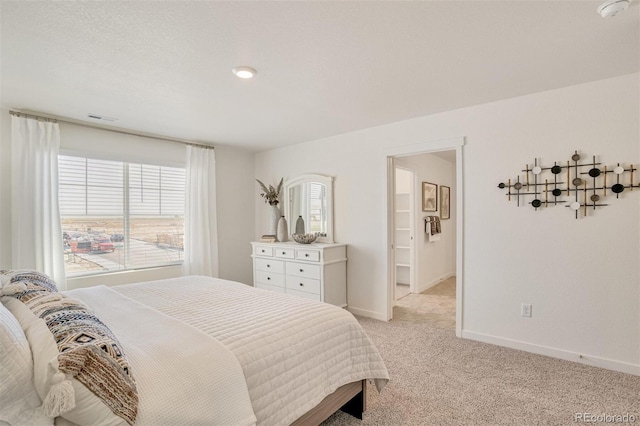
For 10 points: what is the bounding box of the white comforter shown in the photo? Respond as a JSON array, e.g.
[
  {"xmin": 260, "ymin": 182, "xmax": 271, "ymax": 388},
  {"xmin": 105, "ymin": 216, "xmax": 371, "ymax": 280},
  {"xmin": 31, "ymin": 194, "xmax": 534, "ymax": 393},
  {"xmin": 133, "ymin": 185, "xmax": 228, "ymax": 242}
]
[
  {"xmin": 66, "ymin": 285, "xmax": 257, "ymax": 426},
  {"xmin": 113, "ymin": 275, "xmax": 389, "ymax": 426}
]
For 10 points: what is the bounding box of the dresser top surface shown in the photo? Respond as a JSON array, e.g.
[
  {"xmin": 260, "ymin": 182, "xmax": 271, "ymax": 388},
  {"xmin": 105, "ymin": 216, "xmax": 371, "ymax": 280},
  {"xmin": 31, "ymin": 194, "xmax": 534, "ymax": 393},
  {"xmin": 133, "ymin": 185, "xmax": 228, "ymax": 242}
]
[{"xmin": 251, "ymin": 241, "xmax": 346, "ymax": 249}]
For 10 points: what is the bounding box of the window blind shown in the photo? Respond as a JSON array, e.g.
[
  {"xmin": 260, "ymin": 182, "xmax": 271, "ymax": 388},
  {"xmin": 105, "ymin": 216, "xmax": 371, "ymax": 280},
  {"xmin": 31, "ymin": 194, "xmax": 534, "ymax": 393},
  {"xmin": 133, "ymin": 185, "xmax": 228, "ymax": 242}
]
[{"xmin": 59, "ymin": 155, "xmax": 185, "ymax": 277}]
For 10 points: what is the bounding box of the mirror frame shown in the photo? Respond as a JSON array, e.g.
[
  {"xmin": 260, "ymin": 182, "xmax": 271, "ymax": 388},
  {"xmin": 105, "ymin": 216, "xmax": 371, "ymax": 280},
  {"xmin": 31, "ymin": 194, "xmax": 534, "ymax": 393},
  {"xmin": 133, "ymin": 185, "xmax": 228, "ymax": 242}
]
[{"xmin": 283, "ymin": 174, "xmax": 334, "ymax": 243}]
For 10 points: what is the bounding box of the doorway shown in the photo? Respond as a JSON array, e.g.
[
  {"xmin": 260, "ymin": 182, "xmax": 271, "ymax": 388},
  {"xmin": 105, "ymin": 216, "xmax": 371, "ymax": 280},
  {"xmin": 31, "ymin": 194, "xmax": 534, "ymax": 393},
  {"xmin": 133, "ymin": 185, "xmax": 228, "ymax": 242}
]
[{"xmin": 385, "ymin": 138, "xmax": 464, "ymax": 337}]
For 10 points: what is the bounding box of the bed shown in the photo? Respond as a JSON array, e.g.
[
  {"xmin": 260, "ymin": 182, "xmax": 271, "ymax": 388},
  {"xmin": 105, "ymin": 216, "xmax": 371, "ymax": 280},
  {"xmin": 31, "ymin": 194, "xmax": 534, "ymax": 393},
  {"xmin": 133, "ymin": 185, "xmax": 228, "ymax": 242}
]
[{"xmin": 0, "ymin": 271, "xmax": 389, "ymax": 426}]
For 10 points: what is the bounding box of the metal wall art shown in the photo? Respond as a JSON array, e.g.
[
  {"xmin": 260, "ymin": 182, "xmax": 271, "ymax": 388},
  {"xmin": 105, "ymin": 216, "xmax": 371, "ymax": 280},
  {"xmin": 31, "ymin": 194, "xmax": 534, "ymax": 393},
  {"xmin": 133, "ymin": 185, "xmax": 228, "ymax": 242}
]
[{"xmin": 497, "ymin": 151, "xmax": 638, "ymax": 219}]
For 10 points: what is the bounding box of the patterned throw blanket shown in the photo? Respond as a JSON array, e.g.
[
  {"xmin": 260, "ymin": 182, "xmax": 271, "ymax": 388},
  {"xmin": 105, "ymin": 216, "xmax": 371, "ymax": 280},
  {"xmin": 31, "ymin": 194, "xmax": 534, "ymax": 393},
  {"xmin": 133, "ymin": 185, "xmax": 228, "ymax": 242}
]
[
  {"xmin": 0, "ymin": 270, "xmax": 59, "ymax": 299},
  {"xmin": 1, "ymin": 270, "xmax": 138, "ymax": 424},
  {"xmin": 27, "ymin": 292, "xmax": 138, "ymax": 423}
]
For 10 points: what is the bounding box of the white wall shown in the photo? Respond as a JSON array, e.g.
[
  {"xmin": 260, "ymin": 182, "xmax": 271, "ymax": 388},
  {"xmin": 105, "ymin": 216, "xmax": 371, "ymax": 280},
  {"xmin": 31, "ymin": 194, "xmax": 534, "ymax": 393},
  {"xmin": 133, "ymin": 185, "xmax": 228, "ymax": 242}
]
[
  {"xmin": 0, "ymin": 111, "xmax": 255, "ymax": 287},
  {"xmin": 255, "ymin": 73, "xmax": 640, "ymax": 373},
  {"xmin": 214, "ymin": 145, "xmax": 255, "ymax": 285},
  {"xmin": 0, "ymin": 110, "xmax": 12, "ymax": 267},
  {"xmin": 395, "ymin": 153, "xmax": 456, "ymax": 291}
]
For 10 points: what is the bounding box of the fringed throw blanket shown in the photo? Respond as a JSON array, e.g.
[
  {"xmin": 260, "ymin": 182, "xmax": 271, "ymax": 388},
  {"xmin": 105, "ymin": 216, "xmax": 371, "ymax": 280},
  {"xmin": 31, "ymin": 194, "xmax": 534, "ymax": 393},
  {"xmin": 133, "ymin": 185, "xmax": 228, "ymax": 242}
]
[{"xmin": 12, "ymin": 291, "xmax": 138, "ymax": 424}]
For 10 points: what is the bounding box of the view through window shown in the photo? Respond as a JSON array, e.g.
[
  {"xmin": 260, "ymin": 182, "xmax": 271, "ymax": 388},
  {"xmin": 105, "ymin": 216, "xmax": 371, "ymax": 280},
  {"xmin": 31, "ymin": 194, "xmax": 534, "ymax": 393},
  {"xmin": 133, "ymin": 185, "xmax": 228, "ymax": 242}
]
[
  {"xmin": 59, "ymin": 155, "xmax": 185, "ymax": 277},
  {"xmin": 307, "ymin": 182, "xmax": 326, "ymax": 233}
]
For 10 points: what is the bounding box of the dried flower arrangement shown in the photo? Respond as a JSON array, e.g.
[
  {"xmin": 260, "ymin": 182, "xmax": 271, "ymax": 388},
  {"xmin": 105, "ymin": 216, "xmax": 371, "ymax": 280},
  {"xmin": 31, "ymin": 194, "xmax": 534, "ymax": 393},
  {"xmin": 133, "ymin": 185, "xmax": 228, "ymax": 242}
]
[{"xmin": 256, "ymin": 178, "xmax": 283, "ymax": 206}]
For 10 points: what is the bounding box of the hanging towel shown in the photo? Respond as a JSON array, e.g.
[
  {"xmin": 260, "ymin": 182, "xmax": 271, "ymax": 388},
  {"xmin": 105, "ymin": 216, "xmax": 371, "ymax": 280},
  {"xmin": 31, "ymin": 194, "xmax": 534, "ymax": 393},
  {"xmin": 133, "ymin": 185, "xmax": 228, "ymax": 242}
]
[
  {"xmin": 426, "ymin": 216, "xmax": 441, "ymax": 235},
  {"xmin": 425, "ymin": 217, "xmax": 441, "ymax": 242},
  {"xmin": 424, "ymin": 216, "xmax": 442, "ymax": 235}
]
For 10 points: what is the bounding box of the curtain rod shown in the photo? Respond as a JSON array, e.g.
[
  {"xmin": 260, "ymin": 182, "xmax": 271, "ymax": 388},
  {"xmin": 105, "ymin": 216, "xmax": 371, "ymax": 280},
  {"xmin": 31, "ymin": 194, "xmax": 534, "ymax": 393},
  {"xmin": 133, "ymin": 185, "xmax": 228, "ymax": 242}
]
[{"xmin": 9, "ymin": 110, "xmax": 215, "ymax": 150}]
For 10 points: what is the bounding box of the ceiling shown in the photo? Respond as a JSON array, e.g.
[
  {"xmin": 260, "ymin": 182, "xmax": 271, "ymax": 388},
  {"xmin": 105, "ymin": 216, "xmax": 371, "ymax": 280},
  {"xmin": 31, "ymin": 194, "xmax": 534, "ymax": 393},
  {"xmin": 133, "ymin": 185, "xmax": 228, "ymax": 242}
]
[
  {"xmin": 430, "ymin": 150, "xmax": 456, "ymax": 164},
  {"xmin": 1, "ymin": 1, "xmax": 638, "ymax": 152}
]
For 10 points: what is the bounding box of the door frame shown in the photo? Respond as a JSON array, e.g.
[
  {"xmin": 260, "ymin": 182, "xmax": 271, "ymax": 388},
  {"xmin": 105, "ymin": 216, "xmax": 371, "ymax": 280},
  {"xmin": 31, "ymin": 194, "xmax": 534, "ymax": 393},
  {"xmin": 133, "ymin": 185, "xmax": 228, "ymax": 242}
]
[{"xmin": 385, "ymin": 137, "xmax": 465, "ymax": 337}]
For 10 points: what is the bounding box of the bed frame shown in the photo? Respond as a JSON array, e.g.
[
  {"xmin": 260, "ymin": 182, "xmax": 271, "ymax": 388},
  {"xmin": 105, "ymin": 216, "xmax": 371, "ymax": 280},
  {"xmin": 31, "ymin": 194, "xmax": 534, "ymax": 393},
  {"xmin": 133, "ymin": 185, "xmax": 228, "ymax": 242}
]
[{"xmin": 291, "ymin": 380, "xmax": 366, "ymax": 425}]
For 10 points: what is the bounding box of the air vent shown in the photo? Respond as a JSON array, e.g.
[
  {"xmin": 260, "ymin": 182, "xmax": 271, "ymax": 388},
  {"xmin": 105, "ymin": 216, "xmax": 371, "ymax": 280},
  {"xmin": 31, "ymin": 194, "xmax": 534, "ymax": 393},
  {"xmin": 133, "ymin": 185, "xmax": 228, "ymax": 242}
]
[{"xmin": 87, "ymin": 113, "xmax": 118, "ymax": 122}]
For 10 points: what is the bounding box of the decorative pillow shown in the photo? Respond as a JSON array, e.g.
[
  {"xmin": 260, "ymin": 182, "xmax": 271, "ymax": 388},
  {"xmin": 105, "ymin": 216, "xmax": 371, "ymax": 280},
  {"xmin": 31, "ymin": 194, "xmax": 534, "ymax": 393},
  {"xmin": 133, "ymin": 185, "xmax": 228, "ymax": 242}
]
[
  {"xmin": 0, "ymin": 301, "xmax": 52, "ymax": 426},
  {"xmin": 0, "ymin": 269, "xmax": 59, "ymax": 300},
  {"xmin": 2, "ymin": 291, "xmax": 138, "ymax": 425}
]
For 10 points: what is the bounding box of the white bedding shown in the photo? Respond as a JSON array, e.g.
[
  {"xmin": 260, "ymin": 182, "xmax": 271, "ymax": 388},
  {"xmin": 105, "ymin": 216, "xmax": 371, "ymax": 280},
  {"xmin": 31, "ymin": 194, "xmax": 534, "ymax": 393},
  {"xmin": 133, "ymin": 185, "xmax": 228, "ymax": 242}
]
[
  {"xmin": 65, "ymin": 285, "xmax": 257, "ymax": 426},
  {"xmin": 111, "ymin": 275, "xmax": 389, "ymax": 426}
]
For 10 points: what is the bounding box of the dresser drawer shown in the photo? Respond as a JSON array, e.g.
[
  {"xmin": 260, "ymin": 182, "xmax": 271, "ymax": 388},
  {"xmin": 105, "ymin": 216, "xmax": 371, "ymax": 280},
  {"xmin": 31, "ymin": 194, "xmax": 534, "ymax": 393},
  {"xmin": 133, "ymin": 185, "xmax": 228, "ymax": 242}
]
[
  {"xmin": 296, "ymin": 249, "xmax": 320, "ymax": 262},
  {"xmin": 255, "ymin": 270, "xmax": 285, "ymax": 287},
  {"xmin": 286, "ymin": 275, "xmax": 321, "ymax": 295},
  {"xmin": 286, "ymin": 262, "xmax": 321, "ymax": 279},
  {"xmin": 256, "ymin": 282, "xmax": 286, "ymax": 294},
  {"xmin": 286, "ymin": 288, "xmax": 321, "ymax": 302},
  {"xmin": 274, "ymin": 248, "xmax": 295, "ymax": 259},
  {"xmin": 252, "ymin": 241, "xmax": 347, "ymax": 307},
  {"xmin": 255, "ymin": 245, "xmax": 274, "ymax": 257},
  {"xmin": 255, "ymin": 258, "xmax": 285, "ymax": 274}
]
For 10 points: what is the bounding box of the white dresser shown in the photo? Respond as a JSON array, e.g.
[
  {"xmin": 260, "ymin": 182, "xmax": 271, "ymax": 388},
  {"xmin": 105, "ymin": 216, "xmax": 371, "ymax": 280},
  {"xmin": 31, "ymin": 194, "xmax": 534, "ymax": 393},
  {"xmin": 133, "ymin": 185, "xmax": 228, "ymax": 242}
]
[{"xmin": 251, "ymin": 242, "xmax": 347, "ymax": 307}]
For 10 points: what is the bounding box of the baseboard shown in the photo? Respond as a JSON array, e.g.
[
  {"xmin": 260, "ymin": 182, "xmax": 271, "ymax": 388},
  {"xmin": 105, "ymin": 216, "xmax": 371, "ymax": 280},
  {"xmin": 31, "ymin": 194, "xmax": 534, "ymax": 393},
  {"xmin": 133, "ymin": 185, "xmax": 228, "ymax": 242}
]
[
  {"xmin": 462, "ymin": 330, "xmax": 640, "ymax": 376},
  {"xmin": 416, "ymin": 272, "xmax": 455, "ymax": 294},
  {"xmin": 348, "ymin": 306, "xmax": 387, "ymax": 321}
]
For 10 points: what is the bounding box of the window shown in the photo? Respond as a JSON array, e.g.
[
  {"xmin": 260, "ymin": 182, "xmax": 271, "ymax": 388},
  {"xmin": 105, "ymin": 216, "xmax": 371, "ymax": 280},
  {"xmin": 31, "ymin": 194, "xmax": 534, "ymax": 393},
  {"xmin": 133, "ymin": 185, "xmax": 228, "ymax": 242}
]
[
  {"xmin": 303, "ymin": 182, "xmax": 326, "ymax": 233},
  {"xmin": 58, "ymin": 155, "xmax": 185, "ymax": 277}
]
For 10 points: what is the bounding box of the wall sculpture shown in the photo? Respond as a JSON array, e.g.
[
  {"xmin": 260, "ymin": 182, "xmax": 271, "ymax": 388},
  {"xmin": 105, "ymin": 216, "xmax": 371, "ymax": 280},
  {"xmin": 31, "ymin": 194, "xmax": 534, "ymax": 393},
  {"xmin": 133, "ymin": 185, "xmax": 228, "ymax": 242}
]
[{"xmin": 497, "ymin": 151, "xmax": 638, "ymax": 218}]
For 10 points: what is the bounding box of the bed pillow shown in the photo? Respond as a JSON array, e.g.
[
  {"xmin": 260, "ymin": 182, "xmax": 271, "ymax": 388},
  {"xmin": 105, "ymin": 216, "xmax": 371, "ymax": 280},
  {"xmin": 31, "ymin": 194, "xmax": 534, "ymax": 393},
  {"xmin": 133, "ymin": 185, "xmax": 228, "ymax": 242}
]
[
  {"xmin": 0, "ymin": 269, "xmax": 59, "ymax": 300},
  {"xmin": 0, "ymin": 301, "xmax": 52, "ymax": 426},
  {"xmin": 2, "ymin": 291, "xmax": 138, "ymax": 426}
]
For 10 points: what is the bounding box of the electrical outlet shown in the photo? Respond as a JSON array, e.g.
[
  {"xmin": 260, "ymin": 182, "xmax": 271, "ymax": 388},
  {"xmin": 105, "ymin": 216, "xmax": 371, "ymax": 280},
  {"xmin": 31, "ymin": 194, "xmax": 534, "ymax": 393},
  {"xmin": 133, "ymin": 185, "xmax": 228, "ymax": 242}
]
[{"xmin": 521, "ymin": 303, "xmax": 532, "ymax": 318}]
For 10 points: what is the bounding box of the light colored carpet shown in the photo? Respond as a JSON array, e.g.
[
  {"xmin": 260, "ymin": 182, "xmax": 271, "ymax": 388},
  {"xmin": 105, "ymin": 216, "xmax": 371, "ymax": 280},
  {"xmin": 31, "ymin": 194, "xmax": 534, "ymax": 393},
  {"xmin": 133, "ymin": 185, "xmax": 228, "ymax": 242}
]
[
  {"xmin": 322, "ymin": 277, "xmax": 640, "ymax": 425},
  {"xmin": 395, "ymin": 283, "xmax": 410, "ymax": 300},
  {"xmin": 393, "ymin": 277, "xmax": 456, "ymax": 329}
]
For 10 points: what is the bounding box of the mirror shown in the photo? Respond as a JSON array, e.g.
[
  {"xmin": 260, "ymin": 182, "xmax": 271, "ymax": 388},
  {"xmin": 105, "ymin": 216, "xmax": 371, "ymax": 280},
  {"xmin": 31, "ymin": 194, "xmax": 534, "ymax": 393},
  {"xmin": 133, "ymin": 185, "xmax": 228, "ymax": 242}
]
[{"xmin": 284, "ymin": 174, "xmax": 334, "ymax": 243}]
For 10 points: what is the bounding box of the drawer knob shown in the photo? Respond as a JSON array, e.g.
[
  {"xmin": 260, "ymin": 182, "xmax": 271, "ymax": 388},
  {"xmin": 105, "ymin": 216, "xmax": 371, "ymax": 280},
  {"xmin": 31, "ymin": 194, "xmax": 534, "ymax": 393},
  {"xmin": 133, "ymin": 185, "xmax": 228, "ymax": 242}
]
[
  {"xmin": 267, "ymin": 277, "xmax": 271, "ymax": 280},
  {"xmin": 299, "ymin": 269, "xmax": 304, "ymax": 272},
  {"xmin": 267, "ymin": 264, "xmax": 270, "ymax": 268},
  {"xmin": 282, "ymin": 251, "xmax": 286, "ymax": 255},
  {"xmin": 299, "ymin": 283, "xmax": 304, "ymax": 287},
  {"xmin": 261, "ymin": 250, "xmax": 265, "ymax": 253},
  {"xmin": 305, "ymin": 254, "xmax": 309, "ymax": 257}
]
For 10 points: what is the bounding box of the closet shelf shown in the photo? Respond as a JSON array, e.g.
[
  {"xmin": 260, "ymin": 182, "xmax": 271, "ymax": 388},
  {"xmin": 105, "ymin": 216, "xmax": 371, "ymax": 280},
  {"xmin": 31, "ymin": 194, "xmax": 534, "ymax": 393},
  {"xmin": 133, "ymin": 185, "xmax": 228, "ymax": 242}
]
[
  {"xmin": 395, "ymin": 263, "xmax": 410, "ymax": 268},
  {"xmin": 395, "ymin": 227, "xmax": 410, "ymax": 231},
  {"xmin": 395, "ymin": 245, "xmax": 410, "ymax": 250},
  {"xmin": 395, "ymin": 210, "xmax": 410, "ymax": 213}
]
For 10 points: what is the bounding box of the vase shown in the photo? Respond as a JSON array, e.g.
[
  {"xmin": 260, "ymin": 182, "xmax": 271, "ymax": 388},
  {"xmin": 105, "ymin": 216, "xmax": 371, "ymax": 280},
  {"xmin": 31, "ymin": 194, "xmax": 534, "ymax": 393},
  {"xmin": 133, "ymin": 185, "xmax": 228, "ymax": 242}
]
[
  {"xmin": 268, "ymin": 205, "xmax": 280, "ymax": 237},
  {"xmin": 295, "ymin": 215, "xmax": 305, "ymax": 234},
  {"xmin": 277, "ymin": 216, "xmax": 289, "ymax": 242}
]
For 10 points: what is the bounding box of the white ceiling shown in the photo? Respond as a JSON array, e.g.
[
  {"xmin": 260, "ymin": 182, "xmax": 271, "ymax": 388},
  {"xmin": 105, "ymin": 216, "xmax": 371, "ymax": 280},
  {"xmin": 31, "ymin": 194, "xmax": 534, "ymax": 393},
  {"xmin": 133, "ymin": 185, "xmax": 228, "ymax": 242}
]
[
  {"xmin": 430, "ymin": 150, "xmax": 456, "ymax": 164},
  {"xmin": 1, "ymin": 1, "xmax": 638, "ymax": 151}
]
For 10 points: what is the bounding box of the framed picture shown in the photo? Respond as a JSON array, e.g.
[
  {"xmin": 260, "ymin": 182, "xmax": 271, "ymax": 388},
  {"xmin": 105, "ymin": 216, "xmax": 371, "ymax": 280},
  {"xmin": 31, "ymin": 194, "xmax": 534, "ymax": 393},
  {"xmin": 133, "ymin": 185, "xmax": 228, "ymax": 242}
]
[
  {"xmin": 422, "ymin": 182, "xmax": 437, "ymax": 212},
  {"xmin": 440, "ymin": 185, "xmax": 450, "ymax": 220}
]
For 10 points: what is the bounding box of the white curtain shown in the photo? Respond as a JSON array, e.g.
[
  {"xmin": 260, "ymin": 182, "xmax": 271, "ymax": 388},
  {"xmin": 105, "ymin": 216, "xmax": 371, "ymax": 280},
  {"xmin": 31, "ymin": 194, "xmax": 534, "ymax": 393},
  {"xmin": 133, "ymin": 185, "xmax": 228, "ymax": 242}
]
[
  {"xmin": 11, "ymin": 115, "xmax": 66, "ymax": 288},
  {"xmin": 183, "ymin": 145, "xmax": 218, "ymax": 277}
]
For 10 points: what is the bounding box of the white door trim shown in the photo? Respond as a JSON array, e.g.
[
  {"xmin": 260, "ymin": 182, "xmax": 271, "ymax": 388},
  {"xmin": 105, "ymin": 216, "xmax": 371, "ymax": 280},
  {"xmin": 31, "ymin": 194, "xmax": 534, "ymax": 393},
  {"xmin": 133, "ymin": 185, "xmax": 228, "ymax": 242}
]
[{"xmin": 385, "ymin": 137, "xmax": 465, "ymax": 337}]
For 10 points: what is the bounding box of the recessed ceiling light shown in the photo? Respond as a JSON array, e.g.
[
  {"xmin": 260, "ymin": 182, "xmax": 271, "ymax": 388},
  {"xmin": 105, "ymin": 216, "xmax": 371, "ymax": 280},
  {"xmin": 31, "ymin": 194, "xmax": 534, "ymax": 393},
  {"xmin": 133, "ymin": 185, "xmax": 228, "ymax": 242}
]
[
  {"xmin": 232, "ymin": 66, "xmax": 257, "ymax": 79},
  {"xmin": 597, "ymin": 0, "xmax": 630, "ymax": 17}
]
